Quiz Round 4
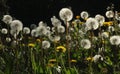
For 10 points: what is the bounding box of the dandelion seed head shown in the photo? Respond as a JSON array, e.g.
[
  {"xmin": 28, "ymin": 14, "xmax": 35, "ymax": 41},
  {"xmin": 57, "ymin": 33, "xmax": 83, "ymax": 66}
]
[
  {"xmin": 23, "ymin": 27, "xmax": 30, "ymax": 34},
  {"xmin": 2, "ymin": 15, "xmax": 12, "ymax": 24},
  {"xmin": 10, "ymin": 20, "xmax": 23, "ymax": 31},
  {"xmin": 6, "ymin": 37, "xmax": 11, "ymax": 42},
  {"xmin": 110, "ymin": 35, "xmax": 120, "ymax": 45},
  {"xmin": 80, "ymin": 39, "xmax": 91, "ymax": 49},
  {"xmin": 106, "ymin": 10, "xmax": 114, "ymax": 18},
  {"xmin": 1, "ymin": 28, "xmax": 8, "ymax": 34},
  {"xmin": 51, "ymin": 16, "xmax": 62, "ymax": 27},
  {"xmin": 93, "ymin": 55, "xmax": 103, "ymax": 63},
  {"xmin": 59, "ymin": 8, "xmax": 73, "ymax": 21},
  {"xmin": 85, "ymin": 18, "xmax": 99, "ymax": 30},
  {"xmin": 101, "ymin": 32, "xmax": 109, "ymax": 38},
  {"xmin": 80, "ymin": 11, "xmax": 89, "ymax": 19},
  {"xmin": 57, "ymin": 25, "xmax": 65, "ymax": 33},
  {"xmin": 42, "ymin": 40, "xmax": 50, "ymax": 49},
  {"xmin": 95, "ymin": 14, "xmax": 105, "ymax": 26},
  {"xmin": 31, "ymin": 29, "xmax": 38, "ymax": 37}
]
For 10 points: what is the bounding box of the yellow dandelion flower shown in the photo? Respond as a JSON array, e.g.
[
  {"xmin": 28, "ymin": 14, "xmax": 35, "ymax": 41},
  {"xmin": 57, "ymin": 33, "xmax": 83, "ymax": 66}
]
[
  {"xmin": 79, "ymin": 22, "xmax": 84, "ymax": 25},
  {"xmin": 36, "ymin": 39, "xmax": 41, "ymax": 42},
  {"xmin": 47, "ymin": 63, "xmax": 54, "ymax": 67},
  {"xmin": 86, "ymin": 57, "xmax": 93, "ymax": 61},
  {"xmin": 70, "ymin": 59, "xmax": 77, "ymax": 63},
  {"xmin": 76, "ymin": 15, "xmax": 80, "ymax": 19},
  {"xmin": 22, "ymin": 43, "xmax": 25, "ymax": 46},
  {"xmin": 103, "ymin": 21, "xmax": 113, "ymax": 26},
  {"xmin": 28, "ymin": 43, "xmax": 35, "ymax": 48},
  {"xmin": 49, "ymin": 59, "xmax": 57, "ymax": 63},
  {"xmin": 56, "ymin": 46, "xmax": 66, "ymax": 53}
]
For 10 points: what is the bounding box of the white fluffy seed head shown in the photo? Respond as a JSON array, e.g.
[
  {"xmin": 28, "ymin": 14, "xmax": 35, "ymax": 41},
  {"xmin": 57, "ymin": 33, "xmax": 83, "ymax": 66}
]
[
  {"xmin": 31, "ymin": 29, "xmax": 38, "ymax": 37},
  {"xmin": 105, "ymin": 10, "xmax": 114, "ymax": 18},
  {"xmin": 110, "ymin": 35, "xmax": 120, "ymax": 45},
  {"xmin": 80, "ymin": 39, "xmax": 91, "ymax": 49},
  {"xmin": 2, "ymin": 15, "xmax": 12, "ymax": 24},
  {"xmin": 6, "ymin": 37, "xmax": 11, "ymax": 42},
  {"xmin": 23, "ymin": 27, "xmax": 30, "ymax": 34},
  {"xmin": 93, "ymin": 55, "xmax": 103, "ymax": 63},
  {"xmin": 85, "ymin": 18, "xmax": 99, "ymax": 30},
  {"xmin": 42, "ymin": 40, "xmax": 50, "ymax": 49},
  {"xmin": 57, "ymin": 25, "xmax": 65, "ymax": 33},
  {"xmin": 80, "ymin": 11, "xmax": 89, "ymax": 19},
  {"xmin": 95, "ymin": 14, "xmax": 105, "ymax": 26},
  {"xmin": 1, "ymin": 28, "xmax": 8, "ymax": 34},
  {"xmin": 51, "ymin": 16, "xmax": 62, "ymax": 27},
  {"xmin": 59, "ymin": 8, "xmax": 73, "ymax": 21},
  {"xmin": 101, "ymin": 32, "xmax": 109, "ymax": 38},
  {"xmin": 10, "ymin": 20, "xmax": 23, "ymax": 32}
]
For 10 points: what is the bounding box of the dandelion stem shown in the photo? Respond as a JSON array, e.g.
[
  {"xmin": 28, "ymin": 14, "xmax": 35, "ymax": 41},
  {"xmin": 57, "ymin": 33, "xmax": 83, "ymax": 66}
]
[{"xmin": 66, "ymin": 21, "xmax": 71, "ymax": 67}]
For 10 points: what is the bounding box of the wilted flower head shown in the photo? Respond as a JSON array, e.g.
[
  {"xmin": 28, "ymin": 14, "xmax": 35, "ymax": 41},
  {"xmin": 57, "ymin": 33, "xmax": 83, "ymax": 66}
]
[
  {"xmin": 42, "ymin": 40, "xmax": 50, "ymax": 49},
  {"xmin": 105, "ymin": 10, "xmax": 114, "ymax": 18},
  {"xmin": 57, "ymin": 25, "xmax": 65, "ymax": 33},
  {"xmin": 80, "ymin": 11, "xmax": 89, "ymax": 19},
  {"xmin": 59, "ymin": 8, "xmax": 73, "ymax": 21},
  {"xmin": 85, "ymin": 18, "xmax": 99, "ymax": 30},
  {"xmin": 23, "ymin": 27, "xmax": 30, "ymax": 34},
  {"xmin": 1, "ymin": 28, "xmax": 8, "ymax": 34},
  {"xmin": 80, "ymin": 39, "xmax": 91, "ymax": 49},
  {"xmin": 51, "ymin": 16, "xmax": 62, "ymax": 27},
  {"xmin": 93, "ymin": 54, "xmax": 103, "ymax": 63},
  {"xmin": 110, "ymin": 35, "xmax": 120, "ymax": 45},
  {"xmin": 2, "ymin": 15, "xmax": 12, "ymax": 24},
  {"xmin": 10, "ymin": 20, "xmax": 23, "ymax": 31},
  {"xmin": 95, "ymin": 14, "xmax": 105, "ymax": 26}
]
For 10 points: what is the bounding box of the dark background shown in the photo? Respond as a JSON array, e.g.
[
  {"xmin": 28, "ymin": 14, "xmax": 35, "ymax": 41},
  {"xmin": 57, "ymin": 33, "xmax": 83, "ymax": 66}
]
[{"xmin": 6, "ymin": 0, "xmax": 120, "ymax": 26}]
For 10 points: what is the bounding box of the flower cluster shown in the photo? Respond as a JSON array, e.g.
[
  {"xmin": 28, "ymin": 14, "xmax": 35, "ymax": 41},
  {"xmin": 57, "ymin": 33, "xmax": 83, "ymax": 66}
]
[{"xmin": 0, "ymin": 6, "xmax": 120, "ymax": 74}]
